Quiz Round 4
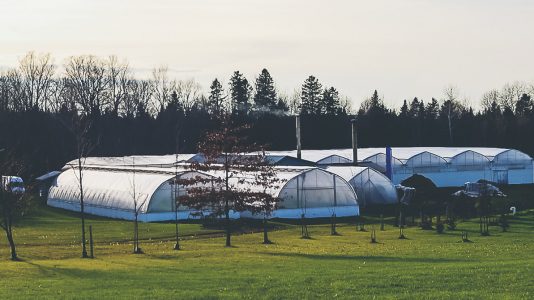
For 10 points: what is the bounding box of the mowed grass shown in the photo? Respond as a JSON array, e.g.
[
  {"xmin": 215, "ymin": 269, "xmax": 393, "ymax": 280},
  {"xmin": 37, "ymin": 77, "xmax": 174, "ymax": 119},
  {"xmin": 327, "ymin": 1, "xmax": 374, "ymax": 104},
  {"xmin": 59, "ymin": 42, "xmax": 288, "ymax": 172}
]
[{"xmin": 1, "ymin": 206, "xmax": 534, "ymax": 299}]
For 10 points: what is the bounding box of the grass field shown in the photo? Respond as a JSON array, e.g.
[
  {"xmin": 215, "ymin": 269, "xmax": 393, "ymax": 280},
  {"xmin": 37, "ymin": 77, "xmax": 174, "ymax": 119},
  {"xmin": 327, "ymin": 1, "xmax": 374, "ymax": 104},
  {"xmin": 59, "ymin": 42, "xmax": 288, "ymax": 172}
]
[{"xmin": 1, "ymin": 206, "xmax": 533, "ymax": 299}]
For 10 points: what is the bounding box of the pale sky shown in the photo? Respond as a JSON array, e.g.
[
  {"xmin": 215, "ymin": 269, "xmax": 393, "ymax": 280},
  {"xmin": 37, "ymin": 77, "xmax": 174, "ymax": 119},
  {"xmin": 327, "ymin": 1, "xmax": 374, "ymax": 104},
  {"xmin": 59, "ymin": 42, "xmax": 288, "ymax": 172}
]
[{"xmin": 1, "ymin": 0, "xmax": 534, "ymax": 109}]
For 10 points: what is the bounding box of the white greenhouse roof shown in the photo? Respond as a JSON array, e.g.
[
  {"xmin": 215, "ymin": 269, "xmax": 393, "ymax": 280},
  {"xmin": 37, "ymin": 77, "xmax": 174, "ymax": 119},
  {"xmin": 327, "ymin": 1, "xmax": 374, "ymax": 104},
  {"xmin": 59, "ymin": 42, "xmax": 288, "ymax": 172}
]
[
  {"xmin": 203, "ymin": 167, "xmax": 315, "ymax": 196},
  {"xmin": 323, "ymin": 166, "xmax": 370, "ymax": 181},
  {"xmin": 63, "ymin": 154, "xmax": 197, "ymax": 169},
  {"xmin": 268, "ymin": 147, "xmax": 532, "ymax": 165},
  {"xmin": 49, "ymin": 167, "xmax": 210, "ymax": 213},
  {"xmin": 325, "ymin": 165, "xmax": 398, "ymax": 206}
]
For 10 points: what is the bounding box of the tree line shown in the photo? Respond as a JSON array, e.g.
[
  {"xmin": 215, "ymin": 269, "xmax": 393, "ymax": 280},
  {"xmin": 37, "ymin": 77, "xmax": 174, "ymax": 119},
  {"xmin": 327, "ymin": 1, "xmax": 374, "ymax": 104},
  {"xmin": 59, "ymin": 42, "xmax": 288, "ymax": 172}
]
[{"xmin": 1, "ymin": 52, "xmax": 534, "ymax": 181}]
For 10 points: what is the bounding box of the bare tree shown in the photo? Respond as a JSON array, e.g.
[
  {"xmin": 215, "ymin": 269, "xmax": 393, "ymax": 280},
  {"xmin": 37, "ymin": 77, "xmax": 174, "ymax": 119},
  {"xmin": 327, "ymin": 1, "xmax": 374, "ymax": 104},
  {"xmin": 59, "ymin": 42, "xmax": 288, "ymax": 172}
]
[
  {"xmin": 106, "ymin": 56, "xmax": 131, "ymax": 116},
  {"xmin": 18, "ymin": 52, "xmax": 55, "ymax": 111},
  {"xmin": 151, "ymin": 66, "xmax": 171, "ymax": 113},
  {"xmin": 0, "ymin": 73, "xmax": 10, "ymax": 111},
  {"xmin": 339, "ymin": 95, "xmax": 353, "ymax": 114},
  {"xmin": 172, "ymin": 154, "xmax": 181, "ymax": 250},
  {"xmin": 46, "ymin": 78, "xmax": 67, "ymax": 113},
  {"xmin": 62, "ymin": 114, "xmax": 97, "ymax": 258},
  {"xmin": 3, "ymin": 69, "xmax": 25, "ymax": 112},
  {"xmin": 171, "ymin": 124, "xmax": 183, "ymax": 250},
  {"xmin": 129, "ymin": 158, "xmax": 147, "ymax": 254},
  {"xmin": 481, "ymin": 89, "xmax": 500, "ymax": 112},
  {"xmin": 528, "ymin": 82, "xmax": 534, "ymax": 98},
  {"xmin": 175, "ymin": 79, "xmax": 202, "ymax": 111},
  {"xmin": 287, "ymin": 89, "xmax": 302, "ymax": 115},
  {"xmin": 499, "ymin": 82, "xmax": 526, "ymax": 112},
  {"xmin": 64, "ymin": 55, "xmax": 109, "ymax": 116},
  {"xmin": 123, "ymin": 79, "xmax": 153, "ymax": 118},
  {"xmin": 442, "ymin": 85, "xmax": 460, "ymax": 145}
]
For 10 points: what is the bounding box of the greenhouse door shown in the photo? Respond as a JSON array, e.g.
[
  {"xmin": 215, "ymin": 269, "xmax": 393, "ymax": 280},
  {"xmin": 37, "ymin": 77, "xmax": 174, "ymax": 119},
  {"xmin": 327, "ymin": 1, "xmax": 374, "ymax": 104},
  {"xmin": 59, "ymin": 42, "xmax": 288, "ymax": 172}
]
[{"xmin": 492, "ymin": 170, "xmax": 508, "ymax": 184}]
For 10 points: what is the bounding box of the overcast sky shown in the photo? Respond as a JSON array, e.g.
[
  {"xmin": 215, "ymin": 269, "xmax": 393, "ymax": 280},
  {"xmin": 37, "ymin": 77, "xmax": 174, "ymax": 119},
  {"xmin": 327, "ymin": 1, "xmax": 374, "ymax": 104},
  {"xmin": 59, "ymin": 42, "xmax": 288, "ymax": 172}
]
[{"xmin": 1, "ymin": 0, "xmax": 534, "ymax": 109}]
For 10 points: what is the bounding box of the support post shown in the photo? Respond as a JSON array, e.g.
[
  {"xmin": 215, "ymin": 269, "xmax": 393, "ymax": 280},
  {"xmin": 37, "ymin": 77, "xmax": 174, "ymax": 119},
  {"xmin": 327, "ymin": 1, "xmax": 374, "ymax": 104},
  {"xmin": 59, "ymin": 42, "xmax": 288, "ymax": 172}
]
[
  {"xmin": 89, "ymin": 225, "xmax": 94, "ymax": 259},
  {"xmin": 296, "ymin": 115, "xmax": 302, "ymax": 159},
  {"xmin": 351, "ymin": 119, "xmax": 358, "ymax": 166}
]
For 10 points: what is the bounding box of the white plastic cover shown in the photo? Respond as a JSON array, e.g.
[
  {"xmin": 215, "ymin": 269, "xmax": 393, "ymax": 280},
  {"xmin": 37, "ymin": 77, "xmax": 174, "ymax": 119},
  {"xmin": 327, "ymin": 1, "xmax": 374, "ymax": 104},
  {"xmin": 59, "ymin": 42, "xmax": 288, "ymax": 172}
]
[
  {"xmin": 326, "ymin": 166, "xmax": 398, "ymax": 206},
  {"xmin": 64, "ymin": 154, "xmax": 197, "ymax": 169},
  {"xmin": 268, "ymin": 147, "xmax": 532, "ymax": 167},
  {"xmin": 48, "ymin": 167, "xmax": 210, "ymax": 214},
  {"xmin": 204, "ymin": 167, "xmax": 359, "ymax": 212}
]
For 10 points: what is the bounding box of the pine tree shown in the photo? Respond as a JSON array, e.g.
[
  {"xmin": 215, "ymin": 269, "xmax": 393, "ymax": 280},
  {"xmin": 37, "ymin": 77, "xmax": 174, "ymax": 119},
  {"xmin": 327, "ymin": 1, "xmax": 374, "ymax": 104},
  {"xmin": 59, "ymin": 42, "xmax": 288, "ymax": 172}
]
[
  {"xmin": 359, "ymin": 90, "xmax": 387, "ymax": 116},
  {"xmin": 400, "ymin": 100, "xmax": 408, "ymax": 117},
  {"xmin": 426, "ymin": 98, "xmax": 440, "ymax": 119},
  {"xmin": 487, "ymin": 101, "xmax": 502, "ymax": 117},
  {"xmin": 229, "ymin": 71, "xmax": 252, "ymax": 116},
  {"xmin": 208, "ymin": 78, "xmax": 226, "ymax": 117},
  {"xmin": 515, "ymin": 93, "xmax": 533, "ymax": 117},
  {"xmin": 418, "ymin": 99, "xmax": 425, "ymax": 118},
  {"xmin": 300, "ymin": 75, "xmax": 322, "ymax": 115},
  {"xmin": 322, "ymin": 87, "xmax": 341, "ymax": 115},
  {"xmin": 253, "ymin": 69, "xmax": 277, "ymax": 111},
  {"xmin": 408, "ymin": 97, "xmax": 420, "ymax": 118}
]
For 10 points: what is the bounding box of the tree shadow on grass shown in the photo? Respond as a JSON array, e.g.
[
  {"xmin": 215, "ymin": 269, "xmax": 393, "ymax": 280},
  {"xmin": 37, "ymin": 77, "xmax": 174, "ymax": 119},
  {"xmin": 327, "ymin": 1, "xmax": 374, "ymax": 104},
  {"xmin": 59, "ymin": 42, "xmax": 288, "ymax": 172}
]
[
  {"xmin": 259, "ymin": 252, "xmax": 471, "ymax": 263},
  {"xmin": 145, "ymin": 253, "xmax": 179, "ymax": 260},
  {"xmin": 21, "ymin": 260, "xmax": 112, "ymax": 279}
]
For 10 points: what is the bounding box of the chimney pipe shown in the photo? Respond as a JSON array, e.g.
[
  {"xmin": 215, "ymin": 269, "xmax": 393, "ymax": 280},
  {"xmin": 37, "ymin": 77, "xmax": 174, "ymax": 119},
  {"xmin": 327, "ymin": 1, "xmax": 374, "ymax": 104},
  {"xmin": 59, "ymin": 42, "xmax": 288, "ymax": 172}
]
[
  {"xmin": 351, "ymin": 119, "xmax": 357, "ymax": 166},
  {"xmin": 296, "ymin": 115, "xmax": 302, "ymax": 159}
]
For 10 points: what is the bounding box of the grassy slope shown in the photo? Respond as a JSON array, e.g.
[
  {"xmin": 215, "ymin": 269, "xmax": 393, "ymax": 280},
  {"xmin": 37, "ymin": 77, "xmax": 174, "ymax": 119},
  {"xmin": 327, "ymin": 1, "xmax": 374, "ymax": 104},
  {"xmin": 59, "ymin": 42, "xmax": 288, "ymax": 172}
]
[{"xmin": 1, "ymin": 206, "xmax": 533, "ymax": 299}]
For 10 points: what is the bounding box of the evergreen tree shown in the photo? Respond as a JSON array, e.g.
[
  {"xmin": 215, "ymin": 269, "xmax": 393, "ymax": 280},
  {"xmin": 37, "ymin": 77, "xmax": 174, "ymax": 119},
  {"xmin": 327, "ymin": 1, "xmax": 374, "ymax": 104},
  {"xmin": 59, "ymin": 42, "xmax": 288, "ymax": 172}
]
[
  {"xmin": 229, "ymin": 71, "xmax": 252, "ymax": 116},
  {"xmin": 418, "ymin": 100, "xmax": 426, "ymax": 118},
  {"xmin": 253, "ymin": 69, "xmax": 277, "ymax": 111},
  {"xmin": 400, "ymin": 100, "xmax": 409, "ymax": 117},
  {"xmin": 515, "ymin": 93, "xmax": 533, "ymax": 117},
  {"xmin": 408, "ymin": 97, "xmax": 420, "ymax": 118},
  {"xmin": 300, "ymin": 75, "xmax": 322, "ymax": 115},
  {"xmin": 322, "ymin": 87, "xmax": 341, "ymax": 115},
  {"xmin": 275, "ymin": 99, "xmax": 289, "ymax": 112},
  {"xmin": 359, "ymin": 90, "xmax": 387, "ymax": 116},
  {"xmin": 208, "ymin": 78, "xmax": 226, "ymax": 117},
  {"xmin": 426, "ymin": 98, "xmax": 440, "ymax": 119},
  {"xmin": 487, "ymin": 101, "xmax": 502, "ymax": 117}
]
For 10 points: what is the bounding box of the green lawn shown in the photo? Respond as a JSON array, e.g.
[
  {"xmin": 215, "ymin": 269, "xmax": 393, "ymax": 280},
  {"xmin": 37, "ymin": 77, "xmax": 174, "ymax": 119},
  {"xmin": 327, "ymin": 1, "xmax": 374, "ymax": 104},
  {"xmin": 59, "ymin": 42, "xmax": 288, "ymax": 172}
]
[{"xmin": 1, "ymin": 206, "xmax": 534, "ymax": 299}]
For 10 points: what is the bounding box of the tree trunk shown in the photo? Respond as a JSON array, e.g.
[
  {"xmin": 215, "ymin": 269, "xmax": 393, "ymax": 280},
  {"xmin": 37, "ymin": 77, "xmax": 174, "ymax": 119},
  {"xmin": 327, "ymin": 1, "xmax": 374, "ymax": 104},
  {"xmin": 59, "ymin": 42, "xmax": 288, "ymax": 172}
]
[
  {"xmin": 263, "ymin": 217, "xmax": 270, "ymax": 244},
  {"xmin": 78, "ymin": 159, "xmax": 88, "ymax": 258},
  {"xmin": 174, "ymin": 213, "xmax": 180, "ymax": 250},
  {"xmin": 133, "ymin": 214, "xmax": 142, "ymax": 253},
  {"xmin": 224, "ymin": 160, "xmax": 231, "ymax": 247},
  {"xmin": 225, "ymin": 199, "xmax": 231, "ymax": 247},
  {"xmin": 6, "ymin": 221, "xmax": 18, "ymax": 261}
]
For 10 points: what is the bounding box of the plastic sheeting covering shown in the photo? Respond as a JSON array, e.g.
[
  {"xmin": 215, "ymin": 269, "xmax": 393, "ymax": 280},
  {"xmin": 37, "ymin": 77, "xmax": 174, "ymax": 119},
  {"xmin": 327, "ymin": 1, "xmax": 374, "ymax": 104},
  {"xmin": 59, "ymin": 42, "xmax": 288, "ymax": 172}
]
[
  {"xmin": 63, "ymin": 154, "xmax": 197, "ymax": 169},
  {"xmin": 268, "ymin": 147, "xmax": 534, "ymax": 186},
  {"xmin": 205, "ymin": 167, "xmax": 359, "ymax": 213},
  {"xmin": 276, "ymin": 168, "xmax": 358, "ymax": 211},
  {"xmin": 48, "ymin": 167, "xmax": 210, "ymax": 215},
  {"xmin": 268, "ymin": 147, "xmax": 533, "ymax": 167},
  {"xmin": 326, "ymin": 166, "xmax": 398, "ymax": 206},
  {"xmin": 48, "ymin": 165, "xmax": 359, "ymax": 220}
]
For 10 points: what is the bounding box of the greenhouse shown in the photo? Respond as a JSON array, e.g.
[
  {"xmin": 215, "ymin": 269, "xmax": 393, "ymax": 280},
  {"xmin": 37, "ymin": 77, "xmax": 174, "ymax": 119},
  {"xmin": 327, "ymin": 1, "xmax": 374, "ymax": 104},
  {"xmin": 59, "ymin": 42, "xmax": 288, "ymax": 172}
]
[
  {"xmin": 47, "ymin": 165, "xmax": 215, "ymax": 222},
  {"xmin": 46, "ymin": 159, "xmax": 359, "ymax": 220},
  {"xmin": 269, "ymin": 147, "xmax": 534, "ymax": 187},
  {"xmin": 45, "ymin": 147, "xmax": 531, "ymax": 221},
  {"xmin": 386, "ymin": 147, "xmax": 534, "ymax": 187},
  {"xmin": 325, "ymin": 166, "xmax": 398, "ymax": 207},
  {"xmin": 209, "ymin": 167, "xmax": 359, "ymax": 219}
]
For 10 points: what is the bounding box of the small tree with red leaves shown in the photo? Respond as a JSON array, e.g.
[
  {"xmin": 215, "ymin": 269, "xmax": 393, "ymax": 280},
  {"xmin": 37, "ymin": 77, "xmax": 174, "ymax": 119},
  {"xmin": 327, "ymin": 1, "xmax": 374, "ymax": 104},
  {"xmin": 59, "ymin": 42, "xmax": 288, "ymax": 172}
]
[{"xmin": 179, "ymin": 118, "xmax": 280, "ymax": 247}]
